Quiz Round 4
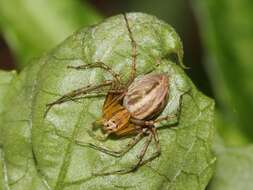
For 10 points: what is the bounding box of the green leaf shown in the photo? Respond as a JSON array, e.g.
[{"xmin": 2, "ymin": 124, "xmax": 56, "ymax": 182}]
[
  {"xmin": 0, "ymin": 70, "xmax": 16, "ymax": 189},
  {"xmin": 0, "ymin": 59, "xmax": 48, "ymax": 190},
  {"xmin": 0, "ymin": 70, "xmax": 16, "ymax": 146},
  {"xmin": 1, "ymin": 13, "xmax": 215, "ymax": 190},
  {"xmin": 0, "ymin": 0, "xmax": 101, "ymax": 69},
  {"xmin": 209, "ymin": 139, "xmax": 253, "ymax": 190},
  {"xmin": 0, "ymin": 70, "xmax": 16, "ymax": 116},
  {"xmin": 192, "ymin": 0, "xmax": 253, "ymax": 143}
]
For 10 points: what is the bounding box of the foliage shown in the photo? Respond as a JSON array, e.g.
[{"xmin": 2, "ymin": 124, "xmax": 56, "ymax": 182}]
[
  {"xmin": 192, "ymin": 1, "xmax": 253, "ymax": 189},
  {"xmin": 209, "ymin": 138, "xmax": 253, "ymax": 190},
  {"xmin": 0, "ymin": 13, "xmax": 215, "ymax": 190},
  {"xmin": 0, "ymin": 0, "xmax": 101, "ymax": 69},
  {"xmin": 193, "ymin": 0, "xmax": 253, "ymax": 144}
]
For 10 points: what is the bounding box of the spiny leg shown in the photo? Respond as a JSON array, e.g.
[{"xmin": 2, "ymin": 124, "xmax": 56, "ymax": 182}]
[
  {"xmin": 52, "ymin": 123, "xmax": 157, "ymax": 174},
  {"xmin": 138, "ymin": 127, "xmax": 161, "ymax": 167},
  {"xmin": 130, "ymin": 113, "xmax": 178, "ymax": 128},
  {"xmin": 73, "ymin": 92, "xmax": 107, "ymax": 100},
  {"xmin": 67, "ymin": 61, "xmax": 122, "ymax": 85},
  {"xmin": 76, "ymin": 129, "xmax": 146, "ymax": 157},
  {"xmin": 94, "ymin": 131, "xmax": 153, "ymax": 176},
  {"xmin": 118, "ymin": 132, "xmax": 153, "ymax": 174},
  {"xmin": 123, "ymin": 14, "xmax": 138, "ymax": 86},
  {"xmin": 130, "ymin": 110, "xmax": 179, "ymax": 129},
  {"xmin": 51, "ymin": 120, "xmax": 146, "ymax": 158},
  {"xmin": 44, "ymin": 81, "xmax": 112, "ymax": 118},
  {"xmin": 55, "ymin": 92, "xmax": 108, "ymax": 105},
  {"xmin": 51, "ymin": 125, "xmax": 109, "ymax": 157}
]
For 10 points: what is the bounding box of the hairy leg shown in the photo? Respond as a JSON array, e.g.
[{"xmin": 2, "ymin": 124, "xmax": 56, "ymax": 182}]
[
  {"xmin": 44, "ymin": 81, "xmax": 112, "ymax": 118},
  {"xmin": 94, "ymin": 131, "xmax": 153, "ymax": 176},
  {"xmin": 67, "ymin": 61, "xmax": 122, "ymax": 84},
  {"xmin": 123, "ymin": 14, "xmax": 138, "ymax": 86},
  {"xmin": 51, "ymin": 119, "xmax": 146, "ymax": 158},
  {"xmin": 77, "ymin": 129, "xmax": 146, "ymax": 157},
  {"xmin": 138, "ymin": 127, "xmax": 161, "ymax": 167},
  {"xmin": 53, "ymin": 124, "xmax": 158, "ymax": 175}
]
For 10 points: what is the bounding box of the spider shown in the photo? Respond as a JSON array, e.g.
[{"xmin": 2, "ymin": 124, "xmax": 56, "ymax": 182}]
[{"xmin": 44, "ymin": 14, "xmax": 183, "ymax": 175}]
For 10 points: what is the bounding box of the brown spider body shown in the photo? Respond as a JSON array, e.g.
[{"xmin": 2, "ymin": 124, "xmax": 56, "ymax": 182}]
[
  {"xmin": 101, "ymin": 73, "xmax": 169, "ymax": 137},
  {"xmin": 101, "ymin": 92, "xmax": 135, "ymax": 136}
]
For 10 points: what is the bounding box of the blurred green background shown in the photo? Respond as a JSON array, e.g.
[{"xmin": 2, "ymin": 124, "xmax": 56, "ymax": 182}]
[
  {"xmin": 1, "ymin": 1, "xmax": 253, "ymax": 189},
  {"xmin": 0, "ymin": 0, "xmax": 252, "ymax": 148}
]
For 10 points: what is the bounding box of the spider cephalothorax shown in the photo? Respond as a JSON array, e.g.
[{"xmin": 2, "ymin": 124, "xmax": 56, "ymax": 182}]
[{"xmin": 44, "ymin": 14, "xmax": 182, "ymax": 175}]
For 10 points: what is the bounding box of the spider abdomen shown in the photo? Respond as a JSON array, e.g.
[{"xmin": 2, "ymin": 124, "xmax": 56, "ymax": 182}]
[{"xmin": 123, "ymin": 73, "xmax": 169, "ymax": 120}]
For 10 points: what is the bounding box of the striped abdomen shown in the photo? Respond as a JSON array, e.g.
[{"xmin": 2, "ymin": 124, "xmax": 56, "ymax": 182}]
[{"xmin": 123, "ymin": 73, "xmax": 169, "ymax": 120}]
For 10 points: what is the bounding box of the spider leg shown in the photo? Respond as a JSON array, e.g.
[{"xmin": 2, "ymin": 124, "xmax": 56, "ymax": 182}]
[
  {"xmin": 54, "ymin": 125, "xmax": 158, "ymax": 175},
  {"xmin": 145, "ymin": 114, "xmax": 178, "ymax": 126},
  {"xmin": 94, "ymin": 131, "xmax": 153, "ymax": 176},
  {"xmin": 138, "ymin": 127, "xmax": 161, "ymax": 167},
  {"xmin": 44, "ymin": 81, "xmax": 112, "ymax": 118},
  {"xmin": 72, "ymin": 92, "xmax": 107, "ymax": 100},
  {"xmin": 77, "ymin": 129, "xmax": 146, "ymax": 157},
  {"xmin": 52, "ymin": 121, "xmax": 146, "ymax": 158},
  {"xmin": 123, "ymin": 14, "xmax": 138, "ymax": 86},
  {"xmin": 56, "ymin": 92, "xmax": 108, "ymax": 106},
  {"xmin": 67, "ymin": 61, "xmax": 122, "ymax": 84}
]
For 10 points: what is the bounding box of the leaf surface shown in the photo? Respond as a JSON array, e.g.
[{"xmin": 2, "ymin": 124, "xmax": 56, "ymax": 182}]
[
  {"xmin": 1, "ymin": 13, "xmax": 215, "ymax": 190},
  {"xmin": 0, "ymin": 70, "xmax": 16, "ymax": 189}
]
